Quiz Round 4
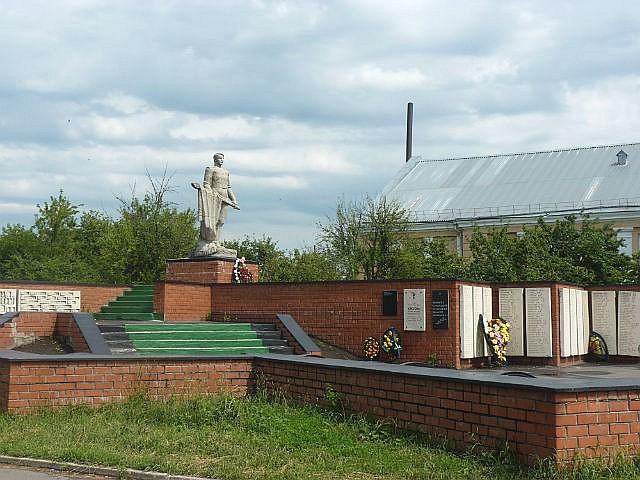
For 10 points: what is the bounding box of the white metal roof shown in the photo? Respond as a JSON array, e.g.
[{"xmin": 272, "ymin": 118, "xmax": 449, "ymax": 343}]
[{"xmin": 381, "ymin": 143, "xmax": 640, "ymax": 223}]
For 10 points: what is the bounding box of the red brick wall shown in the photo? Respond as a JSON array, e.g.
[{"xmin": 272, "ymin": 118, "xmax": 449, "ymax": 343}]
[
  {"xmin": 0, "ymin": 312, "xmax": 90, "ymax": 352},
  {"xmin": 162, "ymin": 282, "xmax": 212, "ymax": 321},
  {"xmin": 0, "ymin": 353, "xmax": 639, "ymax": 463},
  {"xmin": 0, "ymin": 281, "xmax": 127, "ymax": 312},
  {"xmin": 166, "ymin": 259, "xmax": 259, "ymax": 284},
  {"xmin": 0, "ymin": 313, "xmax": 57, "ymax": 348},
  {"xmin": 554, "ymin": 390, "xmax": 640, "ymax": 460},
  {"xmin": 255, "ymin": 357, "xmax": 640, "ymax": 463},
  {"xmin": 54, "ymin": 314, "xmax": 90, "ymax": 353},
  {"xmin": 208, "ymin": 280, "xmax": 468, "ymax": 367},
  {"xmin": 2, "ymin": 358, "xmax": 253, "ymax": 413}
]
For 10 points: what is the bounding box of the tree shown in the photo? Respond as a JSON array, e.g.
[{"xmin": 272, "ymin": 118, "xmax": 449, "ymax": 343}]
[
  {"xmin": 319, "ymin": 196, "xmax": 411, "ymax": 280},
  {"xmin": 107, "ymin": 173, "xmax": 198, "ymax": 284}
]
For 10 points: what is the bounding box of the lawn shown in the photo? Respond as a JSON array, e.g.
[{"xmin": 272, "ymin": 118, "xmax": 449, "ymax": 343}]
[{"xmin": 0, "ymin": 393, "xmax": 637, "ymax": 480}]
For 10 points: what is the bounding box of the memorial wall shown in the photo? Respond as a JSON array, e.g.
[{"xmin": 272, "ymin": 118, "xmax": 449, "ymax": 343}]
[
  {"xmin": 559, "ymin": 288, "xmax": 589, "ymax": 357},
  {"xmin": 459, "ymin": 285, "xmax": 492, "ymax": 359},
  {"xmin": 497, "ymin": 287, "xmax": 553, "ymax": 358},
  {"xmin": 0, "ymin": 289, "xmax": 81, "ymax": 313},
  {"xmin": 618, "ymin": 291, "xmax": 640, "ymax": 357}
]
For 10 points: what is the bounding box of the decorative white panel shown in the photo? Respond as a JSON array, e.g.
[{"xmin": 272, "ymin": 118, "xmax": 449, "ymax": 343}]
[
  {"xmin": 459, "ymin": 285, "xmax": 475, "ymax": 359},
  {"xmin": 18, "ymin": 289, "xmax": 81, "ymax": 312},
  {"xmin": 0, "ymin": 289, "xmax": 17, "ymax": 314}
]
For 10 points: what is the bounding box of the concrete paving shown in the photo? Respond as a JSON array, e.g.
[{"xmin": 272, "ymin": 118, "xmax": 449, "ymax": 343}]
[{"xmin": 0, "ymin": 465, "xmax": 108, "ymax": 480}]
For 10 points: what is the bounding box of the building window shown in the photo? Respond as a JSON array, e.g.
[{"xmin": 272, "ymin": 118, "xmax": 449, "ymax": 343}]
[{"xmin": 616, "ymin": 228, "xmax": 633, "ymax": 256}]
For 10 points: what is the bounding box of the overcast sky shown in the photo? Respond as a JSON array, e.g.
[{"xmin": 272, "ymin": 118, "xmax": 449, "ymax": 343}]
[{"xmin": 1, "ymin": 1, "xmax": 639, "ymax": 249}]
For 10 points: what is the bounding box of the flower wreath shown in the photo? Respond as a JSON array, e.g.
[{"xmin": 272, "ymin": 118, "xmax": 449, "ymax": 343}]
[
  {"xmin": 362, "ymin": 336, "xmax": 380, "ymax": 360},
  {"xmin": 586, "ymin": 331, "xmax": 609, "ymax": 362},
  {"xmin": 483, "ymin": 316, "xmax": 511, "ymax": 366},
  {"xmin": 381, "ymin": 327, "xmax": 403, "ymax": 359},
  {"xmin": 232, "ymin": 257, "xmax": 254, "ymax": 283}
]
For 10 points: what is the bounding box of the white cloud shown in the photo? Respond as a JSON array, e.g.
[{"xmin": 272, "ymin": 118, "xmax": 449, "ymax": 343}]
[{"xmin": 1, "ymin": 1, "xmax": 640, "ymax": 248}]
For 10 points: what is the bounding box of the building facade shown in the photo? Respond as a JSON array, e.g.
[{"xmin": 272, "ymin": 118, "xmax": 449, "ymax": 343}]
[{"xmin": 381, "ymin": 143, "xmax": 640, "ymax": 256}]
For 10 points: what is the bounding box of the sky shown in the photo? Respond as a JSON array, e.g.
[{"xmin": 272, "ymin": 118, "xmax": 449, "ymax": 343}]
[{"xmin": 1, "ymin": 0, "xmax": 639, "ymax": 249}]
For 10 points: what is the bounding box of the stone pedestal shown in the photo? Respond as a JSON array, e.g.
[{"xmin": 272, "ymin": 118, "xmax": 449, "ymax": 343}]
[{"xmin": 166, "ymin": 257, "xmax": 259, "ymax": 284}]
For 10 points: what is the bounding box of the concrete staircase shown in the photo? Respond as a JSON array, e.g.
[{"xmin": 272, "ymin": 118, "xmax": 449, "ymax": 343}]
[
  {"xmin": 93, "ymin": 285, "xmax": 162, "ymax": 322},
  {"xmin": 97, "ymin": 322, "xmax": 294, "ymax": 356}
]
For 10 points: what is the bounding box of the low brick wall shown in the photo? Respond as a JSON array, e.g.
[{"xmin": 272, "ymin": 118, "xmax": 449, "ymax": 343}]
[
  {"xmin": 0, "ymin": 313, "xmax": 57, "ymax": 348},
  {"xmin": 0, "ymin": 357, "xmax": 253, "ymax": 413},
  {"xmin": 0, "ymin": 312, "xmax": 91, "ymax": 352},
  {"xmin": 0, "ymin": 280, "xmax": 127, "ymax": 312},
  {"xmin": 0, "ymin": 353, "xmax": 639, "ymax": 463}
]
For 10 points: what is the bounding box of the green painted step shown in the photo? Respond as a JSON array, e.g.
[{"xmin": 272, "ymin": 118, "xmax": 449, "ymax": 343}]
[
  {"xmin": 133, "ymin": 339, "xmax": 264, "ymax": 348},
  {"xmin": 95, "ymin": 312, "xmax": 161, "ymax": 321},
  {"xmin": 101, "ymin": 305, "xmax": 155, "ymax": 313},
  {"xmin": 125, "ymin": 323, "xmax": 254, "ymax": 332},
  {"xmin": 136, "ymin": 346, "xmax": 269, "ymax": 356},
  {"xmin": 127, "ymin": 331, "xmax": 259, "ymax": 340},
  {"xmin": 97, "ymin": 284, "xmax": 159, "ymax": 322}
]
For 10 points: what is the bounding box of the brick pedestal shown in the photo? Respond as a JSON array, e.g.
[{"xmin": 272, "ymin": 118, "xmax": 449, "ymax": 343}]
[{"xmin": 166, "ymin": 257, "xmax": 259, "ymax": 284}]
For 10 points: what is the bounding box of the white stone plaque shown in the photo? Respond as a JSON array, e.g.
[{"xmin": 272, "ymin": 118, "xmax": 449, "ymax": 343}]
[
  {"xmin": 18, "ymin": 289, "xmax": 81, "ymax": 312},
  {"xmin": 476, "ymin": 287, "xmax": 493, "ymax": 357},
  {"xmin": 525, "ymin": 287, "xmax": 552, "ymax": 357},
  {"xmin": 580, "ymin": 290, "xmax": 590, "ymax": 355},
  {"xmin": 559, "ymin": 288, "xmax": 572, "ymax": 357},
  {"xmin": 460, "ymin": 285, "xmax": 475, "ymax": 359},
  {"xmin": 0, "ymin": 289, "xmax": 17, "ymax": 314},
  {"xmin": 472, "ymin": 287, "xmax": 484, "ymax": 357},
  {"xmin": 591, "ymin": 290, "xmax": 617, "ymax": 355},
  {"xmin": 618, "ymin": 291, "xmax": 640, "ymax": 357},
  {"xmin": 569, "ymin": 288, "xmax": 579, "ymax": 355},
  {"xmin": 499, "ymin": 288, "xmax": 524, "ymax": 356},
  {"xmin": 403, "ymin": 288, "xmax": 426, "ymax": 331}
]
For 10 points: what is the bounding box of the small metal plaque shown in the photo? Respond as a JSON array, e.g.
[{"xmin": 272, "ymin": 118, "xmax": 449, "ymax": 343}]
[
  {"xmin": 432, "ymin": 290, "xmax": 449, "ymax": 330},
  {"xmin": 382, "ymin": 290, "xmax": 397, "ymax": 316}
]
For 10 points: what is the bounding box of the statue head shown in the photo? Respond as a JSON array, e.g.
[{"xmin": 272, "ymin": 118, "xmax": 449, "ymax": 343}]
[{"xmin": 213, "ymin": 152, "xmax": 224, "ymax": 166}]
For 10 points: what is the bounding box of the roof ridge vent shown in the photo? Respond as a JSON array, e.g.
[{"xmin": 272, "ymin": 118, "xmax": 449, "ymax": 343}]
[{"xmin": 616, "ymin": 150, "xmax": 628, "ymax": 166}]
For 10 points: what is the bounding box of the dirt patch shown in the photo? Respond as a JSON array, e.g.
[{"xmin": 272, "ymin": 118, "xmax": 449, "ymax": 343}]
[
  {"xmin": 13, "ymin": 337, "xmax": 73, "ymax": 355},
  {"xmin": 310, "ymin": 336, "xmax": 360, "ymax": 360}
]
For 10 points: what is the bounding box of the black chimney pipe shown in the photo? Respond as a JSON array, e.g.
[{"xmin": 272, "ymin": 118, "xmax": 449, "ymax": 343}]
[{"xmin": 405, "ymin": 102, "xmax": 413, "ymax": 162}]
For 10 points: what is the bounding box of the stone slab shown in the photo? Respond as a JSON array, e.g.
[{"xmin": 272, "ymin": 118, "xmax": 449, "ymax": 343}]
[
  {"xmin": 591, "ymin": 290, "xmax": 617, "ymax": 355},
  {"xmin": 618, "ymin": 290, "xmax": 640, "ymax": 357},
  {"xmin": 525, "ymin": 287, "xmax": 552, "ymax": 357},
  {"xmin": 499, "ymin": 288, "xmax": 524, "ymax": 356}
]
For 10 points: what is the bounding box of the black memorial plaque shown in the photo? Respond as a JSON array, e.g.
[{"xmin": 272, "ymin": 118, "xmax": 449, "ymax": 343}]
[
  {"xmin": 432, "ymin": 290, "xmax": 449, "ymax": 329},
  {"xmin": 382, "ymin": 290, "xmax": 398, "ymax": 316}
]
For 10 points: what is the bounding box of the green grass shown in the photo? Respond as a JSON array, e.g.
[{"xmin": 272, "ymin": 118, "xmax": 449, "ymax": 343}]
[{"xmin": 0, "ymin": 394, "xmax": 638, "ymax": 480}]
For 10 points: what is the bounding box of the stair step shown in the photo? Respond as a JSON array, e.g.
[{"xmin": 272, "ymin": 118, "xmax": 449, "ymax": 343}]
[
  {"xmin": 136, "ymin": 346, "xmax": 269, "ymax": 356},
  {"xmin": 101, "ymin": 305, "xmax": 155, "ymax": 313},
  {"xmin": 125, "ymin": 323, "xmax": 254, "ymax": 332},
  {"xmin": 127, "ymin": 331, "xmax": 259, "ymax": 340},
  {"xmin": 94, "ymin": 312, "xmax": 161, "ymax": 321},
  {"xmin": 132, "ymin": 339, "xmax": 264, "ymax": 348},
  {"xmin": 108, "ymin": 300, "xmax": 153, "ymax": 306}
]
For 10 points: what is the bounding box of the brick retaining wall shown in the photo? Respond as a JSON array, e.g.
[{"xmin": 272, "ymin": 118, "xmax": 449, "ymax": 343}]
[
  {"xmin": 1, "ymin": 353, "xmax": 639, "ymax": 463},
  {"xmin": 0, "ymin": 357, "xmax": 253, "ymax": 413},
  {"xmin": 0, "ymin": 281, "xmax": 127, "ymax": 312},
  {"xmin": 207, "ymin": 279, "xmax": 472, "ymax": 367}
]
